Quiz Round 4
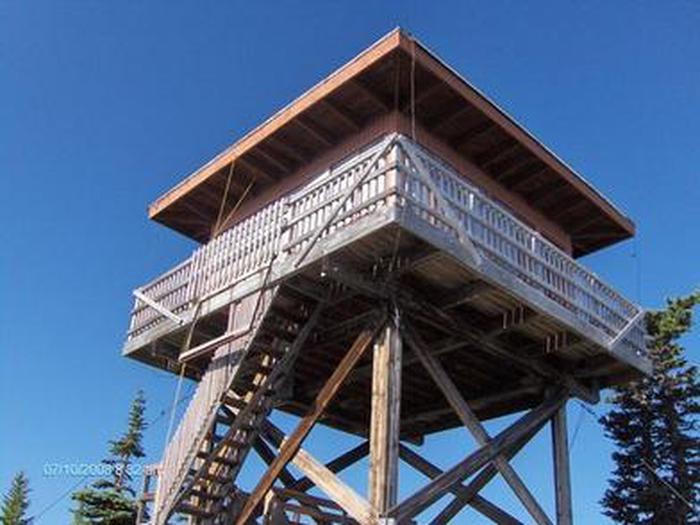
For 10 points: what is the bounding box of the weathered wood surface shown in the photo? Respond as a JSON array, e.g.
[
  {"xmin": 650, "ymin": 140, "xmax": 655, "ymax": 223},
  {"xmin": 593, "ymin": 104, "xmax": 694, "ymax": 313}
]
[
  {"xmin": 388, "ymin": 389, "xmax": 567, "ymax": 522},
  {"xmin": 153, "ymin": 288, "xmax": 320, "ymax": 524},
  {"xmin": 235, "ymin": 321, "xmax": 384, "ymax": 525},
  {"xmin": 552, "ymin": 405, "xmax": 573, "ymax": 525},
  {"xmin": 398, "ymin": 445, "xmax": 522, "ymax": 525},
  {"xmin": 405, "ymin": 324, "xmax": 552, "ymax": 525},
  {"xmin": 126, "ymin": 135, "xmax": 647, "ymax": 374},
  {"xmin": 138, "ymin": 133, "xmax": 648, "ymax": 523},
  {"xmin": 368, "ymin": 317, "xmax": 402, "ymax": 516}
]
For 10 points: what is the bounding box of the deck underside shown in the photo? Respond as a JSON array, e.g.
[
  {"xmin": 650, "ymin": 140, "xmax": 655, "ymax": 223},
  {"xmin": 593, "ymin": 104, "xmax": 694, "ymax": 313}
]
[{"xmin": 126, "ymin": 216, "xmax": 643, "ymax": 440}]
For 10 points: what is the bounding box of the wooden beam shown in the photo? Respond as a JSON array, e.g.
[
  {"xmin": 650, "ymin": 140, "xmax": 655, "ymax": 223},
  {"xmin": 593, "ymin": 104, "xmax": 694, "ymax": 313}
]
[
  {"xmin": 237, "ymin": 156, "xmax": 276, "ymax": 184},
  {"xmin": 507, "ymin": 164, "xmax": 549, "ymax": 191},
  {"xmin": 470, "ymin": 497, "xmax": 524, "ymax": 525},
  {"xmin": 400, "ymin": 77, "xmax": 443, "ymax": 112},
  {"xmin": 388, "ymin": 389, "xmax": 567, "ymax": 522},
  {"xmin": 351, "ymin": 78, "xmax": 390, "ymax": 110},
  {"xmin": 368, "ymin": 317, "xmax": 402, "ymax": 516},
  {"xmin": 267, "ymin": 136, "xmax": 311, "ymax": 165},
  {"xmin": 432, "ymin": 420, "xmax": 546, "ymax": 524},
  {"xmin": 408, "ymin": 302, "xmax": 598, "ymax": 404},
  {"xmin": 294, "ymin": 116, "xmax": 336, "ymax": 147},
  {"xmin": 252, "ymin": 438, "xmax": 298, "ymax": 488},
  {"xmin": 401, "ymin": 384, "xmax": 542, "ymax": 428},
  {"xmin": 399, "ymin": 445, "xmax": 522, "ymax": 525},
  {"xmin": 234, "ymin": 320, "xmax": 384, "ymax": 525},
  {"xmin": 405, "ymin": 325, "xmax": 552, "ymax": 525},
  {"xmin": 430, "ymin": 104, "xmax": 472, "ymax": 132},
  {"xmin": 263, "ymin": 421, "xmax": 372, "ymax": 525},
  {"xmin": 450, "ymin": 121, "xmax": 495, "ymax": 150},
  {"xmin": 291, "ymin": 447, "xmax": 372, "ymax": 525},
  {"xmin": 133, "ymin": 289, "xmax": 185, "ymax": 325},
  {"xmin": 291, "ymin": 442, "xmax": 370, "ymax": 493},
  {"xmin": 552, "ymin": 404, "xmax": 573, "ymax": 525},
  {"xmin": 253, "ymin": 146, "xmax": 295, "ymax": 174},
  {"xmin": 437, "ymin": 280, "xmax": 490, "ymax": 309},
  {"xmin": 320, "ymin": 98, "xmax": 362, "ymax": 131},
  {"xmin": 476, "ymin": 139, "xmax": 521, "ymax": 168}
]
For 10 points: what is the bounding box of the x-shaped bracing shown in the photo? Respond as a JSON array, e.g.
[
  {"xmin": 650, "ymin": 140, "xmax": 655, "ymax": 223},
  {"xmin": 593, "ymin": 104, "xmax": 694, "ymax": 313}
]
[
  {"xmin": 403, "ymin": 322, "xmax": 555, "ymax": 525},
  {"xmin": 386, "ymin": 387, "xmax": 567, "ymax": 523},
  {"xmin": 221, "ymin": 310, "xmax": 570, "ymax": 525}
]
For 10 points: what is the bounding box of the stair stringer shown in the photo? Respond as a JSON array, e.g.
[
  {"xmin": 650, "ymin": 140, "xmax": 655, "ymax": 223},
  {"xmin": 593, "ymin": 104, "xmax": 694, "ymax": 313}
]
[
  {"xmin": 152, "ymin": 285, "xmax": 280, "ymax": 524},
  {"xmin": 178, "ymin": 299, "xmax": 324, "ymax": 523}
]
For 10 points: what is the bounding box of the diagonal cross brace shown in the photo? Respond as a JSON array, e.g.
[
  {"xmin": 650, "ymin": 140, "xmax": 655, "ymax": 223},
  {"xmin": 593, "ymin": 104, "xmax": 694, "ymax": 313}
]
[
  {"xmin": 235, "ymin": 318, "xmax": 385, "ymax": 525},
  {"xmin": 133, "ymin": 289, "xmax": 186, "ymax": 325},
  {"xmin": 294, "ymin": 133, "xmax": 399, "ymax": 268},
  {"xmin": 388, "ymin": 388, "xmax": 568, "ymax": 522},
  {"xmin": 608, "ymin": 308, "xmax": 645, "ymax": 351},
  {"xmin": 396, "ymin": 136, "xmax": 482, "ymax": 267},
  {"xmin": 263, "ymin": 420, "xmax": 373, "ymax": 525},
  {"xmin": 433, "ymin": 420, "xmax": 547, "ymax": 524},
  {"xmin": 398, "ymin": 445, "xmax": 523, "ymax": 525},
  {"xmin": 404, "ymin": 324, "xmax": 552, "ymax": 525}
]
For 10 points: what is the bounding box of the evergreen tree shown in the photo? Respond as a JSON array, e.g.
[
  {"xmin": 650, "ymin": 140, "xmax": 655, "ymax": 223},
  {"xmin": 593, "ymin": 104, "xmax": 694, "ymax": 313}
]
[
  {"xmin": 0, "ymin": 472, "xmax": 30, "ymax": 525},
  {"xmin": 73, "ymin": 390, "xmax": 147, "ymax": 525},
  {"xmin": 601, "ymin": 292, "xmax": 700, "ymax": 524}
]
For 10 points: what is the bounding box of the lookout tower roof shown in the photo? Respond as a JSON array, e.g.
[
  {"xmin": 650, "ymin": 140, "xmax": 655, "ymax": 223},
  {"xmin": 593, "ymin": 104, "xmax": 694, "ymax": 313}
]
[{"xmin": 149, "ymin": 28, "xmax": 634, "ymax": 257}]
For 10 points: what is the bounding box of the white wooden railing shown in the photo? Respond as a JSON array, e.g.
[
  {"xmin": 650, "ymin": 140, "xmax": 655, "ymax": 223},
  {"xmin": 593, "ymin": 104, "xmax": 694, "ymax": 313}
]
[
  {"xmin": 127, "ymin": 135, "xmax": 645, "ymax": 358},
  {"xmin": 128, "ymin": 200, "xmax": 286, "ymax": 340},
  {"xmin": 394, "ymin": 139, "xmax": 646, "ymax": 357}
]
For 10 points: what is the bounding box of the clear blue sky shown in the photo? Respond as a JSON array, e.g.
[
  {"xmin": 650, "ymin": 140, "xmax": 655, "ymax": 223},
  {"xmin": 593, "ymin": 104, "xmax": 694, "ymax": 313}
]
[{"xmin": 1, "ymin": 2, "xmax": 698, "ymax": 523}]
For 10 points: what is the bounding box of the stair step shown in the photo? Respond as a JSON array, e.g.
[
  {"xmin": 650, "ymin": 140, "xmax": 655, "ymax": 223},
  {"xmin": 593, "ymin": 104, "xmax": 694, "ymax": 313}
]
[
  {"xmin": 240, "ymin": 360, "xmax": 276, "ymax": 376},
  {"xmin": 190, "ymin": 470, "xmax": 230, "ymax": 484},
  {"xmin": 232, "ymin": 382, "xmax": 276, "ymax": 398},
  {"xmin": 195, "ymin": 454, "xmax": 239, "ymax": 467},
  {"xmin": 176, "ymin": 502, "xmax": 213, "ymax": 519},
  {"xmin": 196, "ymin": 435, "xmax": 249, "ymax": 459},
  {"xmin": 187, "ymin": 488, "xmax": 222, "ymax": 501},
  {"xmin": 222, "ymin": 396, "xmax": 248, "ymax": 410}
]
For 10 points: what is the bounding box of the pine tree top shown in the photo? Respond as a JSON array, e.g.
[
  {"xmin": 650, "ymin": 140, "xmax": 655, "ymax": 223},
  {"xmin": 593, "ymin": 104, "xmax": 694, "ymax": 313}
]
[
  {"xmin": 109, "ymin": 389, "xmax": 147, "ymax": 461},
  {"xmin": 1, "ymin": 471, "xmax": 31, "ymax": 525}
]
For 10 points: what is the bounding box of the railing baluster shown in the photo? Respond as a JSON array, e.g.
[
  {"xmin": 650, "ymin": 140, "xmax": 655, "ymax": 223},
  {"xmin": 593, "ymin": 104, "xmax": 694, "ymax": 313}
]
[{"xmin": 129, "ymin": 135, "xmax": 644, "ymax": 358}]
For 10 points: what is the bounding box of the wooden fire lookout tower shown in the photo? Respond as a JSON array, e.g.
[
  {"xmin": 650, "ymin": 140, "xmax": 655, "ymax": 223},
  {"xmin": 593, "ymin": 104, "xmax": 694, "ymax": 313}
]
[{"xmin": 127, "ymin": 30, "xmax": 649, "ymax": 525}]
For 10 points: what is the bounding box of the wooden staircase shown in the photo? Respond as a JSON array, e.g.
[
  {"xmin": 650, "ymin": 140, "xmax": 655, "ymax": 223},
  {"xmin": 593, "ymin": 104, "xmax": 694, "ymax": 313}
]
[{"xmin": 152, "ymin": 286, "xmax": 322, "ymax": 524}]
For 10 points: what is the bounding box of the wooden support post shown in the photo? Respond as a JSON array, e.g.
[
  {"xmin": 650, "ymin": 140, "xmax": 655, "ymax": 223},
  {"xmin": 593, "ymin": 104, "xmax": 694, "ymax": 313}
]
[
  {"xmin": 552, "ymin": 403, "xmax": 573, "ymax": 525},
  {"xmin": 405, "ymin": 324, "xmax": 552, "ymax": 525},
  {"xmin": 368, "ymin": 316, "xmax": 403, "ymax": 517},
  {"xmin": 235, "ymin": 320, "xmax": 384, "ymax": 525}
]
